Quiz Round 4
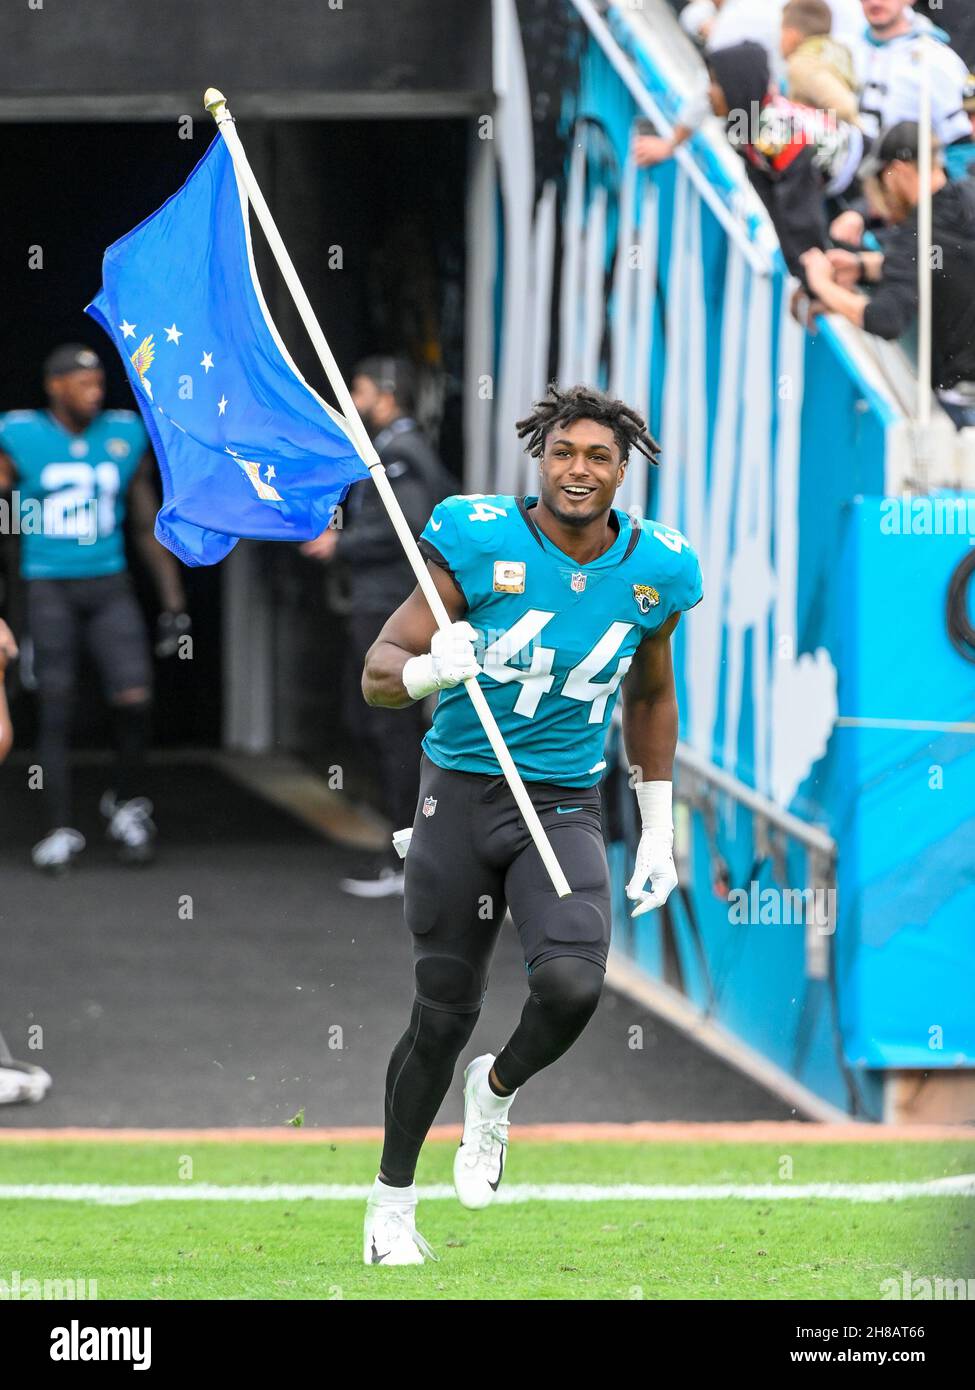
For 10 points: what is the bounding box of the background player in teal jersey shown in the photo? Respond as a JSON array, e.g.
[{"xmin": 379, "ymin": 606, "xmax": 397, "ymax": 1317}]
[
  {"xmin": 0, "ymin": 344, "xmax": 189, "ymax": 871},
  {"xmin": 358, "ymin": 383, "xmax": 703, "ymax": 1265}
]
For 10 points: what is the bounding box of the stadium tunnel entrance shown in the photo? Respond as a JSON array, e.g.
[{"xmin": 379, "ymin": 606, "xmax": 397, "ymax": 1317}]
[{"xmin": 0, "ymin": 118, "xmax": 469, "ymax": 780}]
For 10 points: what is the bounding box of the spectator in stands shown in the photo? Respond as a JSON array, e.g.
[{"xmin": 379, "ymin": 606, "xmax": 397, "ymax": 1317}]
[
  {"xmin": 679, "ymin": 0, "xmax": 863, "ymax": 63},
  {"xmin": 634, "ymin": 40, "xmax": 863, "ymax": 277},
  {"xmin": 851, "ymin": 1, "xmax": 970, "ymax": 146},
  {"xmin": 0, "ymin": 617, "xmax": 16, "ymax": 763},
  {"xmin": 800, "ymin": 122, "xmax": 975, "ymax": 428},
  {"xmin": 680, "ymin": 0, "xmax": 783, "ymax": 65},
  {"xmin": 301, "ymin": 356, "xmax": 452, "ymax": 897},
  {"xmin": 782, "ymin": 0, "xmax": 860, "ymax": 126},
  {"xmin": 830, "ymin": 1, "xmax": 973, "ymax": 243}
]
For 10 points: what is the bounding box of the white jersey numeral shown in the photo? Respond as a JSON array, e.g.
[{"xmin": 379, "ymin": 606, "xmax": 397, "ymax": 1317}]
[
  {"xmin": 40, "ymin": 462, "xmax": 121, "ymax": 539},
  {"xmin": 651, "ymin": 525, "xmax": 686, "ymax": 554},
  {"xmin": 458, "ymin": 495, "xmax": 508, "ymax": 523},
  {"xmin": 481, "ymin": 608, "xmax": 634, "ymax": 723},
  {"xmin": 561, "ymin": 622, "xmax": 634, "ymax": 723},
  {"xmin": 481, "ymin": 611, "xmax": 556, "ymax": 717}
]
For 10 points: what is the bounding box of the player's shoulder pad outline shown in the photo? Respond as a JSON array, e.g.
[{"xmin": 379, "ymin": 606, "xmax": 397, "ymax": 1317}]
[
  {"xmin": 426, "ymin": 492, "xmax": 517, "ymax": 555},
  {"xmin": 0, "ymin": 409, "xmax": 42, "ymax": 429},
  {"xmin": 632, "ymin": 517, "xmax": 703, "ymax": 613}
]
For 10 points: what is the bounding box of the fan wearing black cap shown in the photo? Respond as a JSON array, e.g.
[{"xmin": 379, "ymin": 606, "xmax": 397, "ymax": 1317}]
[
  {"xmin": 301, "ymin": 355, "xmax": 453, "ymax": 897},
  {"xmin": 800, "ymin": 122, "xmax": 975, "ymax": 427},
  {"xmin": 0, "ymin": 344, "xmax": 189, "ymax": 871}
]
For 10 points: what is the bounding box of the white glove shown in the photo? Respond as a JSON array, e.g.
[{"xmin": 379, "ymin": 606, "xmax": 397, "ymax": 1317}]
[
  {"xmin": 625, "ymin": 781, "xmax": 679, "ymax": 917},
  {"xmin": 402, "ymin": 621, "xmax": 481, "ymax": 700}
]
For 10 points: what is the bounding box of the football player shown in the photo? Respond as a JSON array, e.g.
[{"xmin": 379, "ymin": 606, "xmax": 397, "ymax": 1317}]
[
  {"xmin": 359, "ymin": 383, "xmax": 703, "ymax": 1264},
  {"xmin": 0, "ymin": 345, "xmax": 189, "ymax": 871}
]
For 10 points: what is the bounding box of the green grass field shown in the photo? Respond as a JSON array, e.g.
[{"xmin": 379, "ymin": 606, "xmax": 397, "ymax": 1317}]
[{"xmin": 1, "ymin": 1138, "xmax": 972, "ymax": 1300}]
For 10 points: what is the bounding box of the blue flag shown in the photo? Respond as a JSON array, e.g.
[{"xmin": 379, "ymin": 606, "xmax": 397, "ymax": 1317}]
[{"xmin": 86, "ymin": 135, "xmax": 370, "ymax": 566}]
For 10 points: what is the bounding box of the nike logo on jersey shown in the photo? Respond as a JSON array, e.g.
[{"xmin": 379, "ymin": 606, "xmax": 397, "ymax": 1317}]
[
  {"xmin": 430, "ymin": 517, "xmax": 443, "ymax": 530},
  {"xmin": 556, "ymin": 806, "xmax": 582, "ymax": 814}
]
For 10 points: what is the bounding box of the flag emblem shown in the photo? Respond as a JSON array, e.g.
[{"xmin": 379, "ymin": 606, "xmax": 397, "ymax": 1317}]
[
  {"xmin": 632, "ymin": 583, "xmax": 660, "ymax": 614},
  {"xmin": 422, "ymin": 796, "xmax": 438, "ymax": 818},
  {"xmin": 129, "ymin": 334, "xmax": 156, "ymax": 399}
]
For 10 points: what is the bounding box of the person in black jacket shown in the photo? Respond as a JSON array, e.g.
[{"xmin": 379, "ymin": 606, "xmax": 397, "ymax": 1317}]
[
  {"xmin": 302, "ymin": 356, "xmax": 453, "ymax": 895},
  {"xmin": 801, "ymin": 122, "xmax": 975, "ymax": 426},
  {"xmin": 633, "ymin": 40, "xmax": 863, "ymax": 278}
]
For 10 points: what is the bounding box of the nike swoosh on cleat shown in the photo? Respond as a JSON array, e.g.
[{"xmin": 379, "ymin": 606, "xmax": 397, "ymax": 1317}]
[
  {"xmin": 371, "ymin": 1237, "xmax": 391, "ymax": 1264},
  {"xmin": 555, "ymin": 806, "xmax": 582, "ymax": 814},
  {"xmin": 489, "ymin": 1145, "xmax": 506, "ymax": 1192}
]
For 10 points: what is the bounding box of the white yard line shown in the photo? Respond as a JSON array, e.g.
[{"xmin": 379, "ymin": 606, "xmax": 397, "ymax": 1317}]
[{"xmin": 1, "ymin": 1177, "xmax": 972, "ymax": 1205}]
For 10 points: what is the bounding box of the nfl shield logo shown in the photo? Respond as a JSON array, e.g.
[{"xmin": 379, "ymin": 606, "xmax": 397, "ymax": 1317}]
[
  {"xmin": 422, "ymin": 796, "xmax": 438, "ymax": 818},
  {"xmin": 570, "ymin": 571, "xmax": 587, "ymax": 593}
]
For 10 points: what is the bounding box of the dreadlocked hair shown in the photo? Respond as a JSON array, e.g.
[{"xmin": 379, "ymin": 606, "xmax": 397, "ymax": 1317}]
[{"xmin": 515, "ymin": 383, "xmax": 661, "ymax": 466}]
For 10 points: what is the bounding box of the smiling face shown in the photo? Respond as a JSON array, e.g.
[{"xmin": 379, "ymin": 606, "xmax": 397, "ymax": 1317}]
[{"xmin": 537, "ymin": 418, "xmax": 625, "ymax": 528}]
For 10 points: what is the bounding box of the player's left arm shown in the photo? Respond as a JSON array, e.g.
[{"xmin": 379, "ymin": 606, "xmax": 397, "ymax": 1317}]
[
  {"xmin": 128, "ymin": 455, "xmax": 189, "ymax": 644},
  {"xmin": 619, "ymin": 611, "xmax": 681, "ymax": 917}
]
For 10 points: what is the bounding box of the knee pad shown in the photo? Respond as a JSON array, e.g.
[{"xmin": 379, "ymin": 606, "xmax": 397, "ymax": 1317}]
[
  {"xmin": 413, "ymin": 950, "xmax": 484, "ymax": 1015},
  {"xmin": 527, "ymin": 954, "xmax": 605, "ymax": 1019}
]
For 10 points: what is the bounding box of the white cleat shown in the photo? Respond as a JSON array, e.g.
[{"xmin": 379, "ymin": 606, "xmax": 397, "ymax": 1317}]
[
  {"xmin": 31, "ymin": 827, "xmax": 86, "ymax": 874},
  {"xmin": 363, "ymin": 1177, "xmax": 438, "ymax": 1266},
  {"xmin": 453, "ymin": 1053, "xmax": 518, "ymax": 1210},
  {"xmin": 101, "ymin": 792, "xmax": 157, "ymax": 864}
]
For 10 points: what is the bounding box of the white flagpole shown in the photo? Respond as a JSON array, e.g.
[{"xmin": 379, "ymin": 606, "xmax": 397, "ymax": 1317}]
[{"xmin": 204, "ymin": 89, "xmax": 572, "ymax": 898}]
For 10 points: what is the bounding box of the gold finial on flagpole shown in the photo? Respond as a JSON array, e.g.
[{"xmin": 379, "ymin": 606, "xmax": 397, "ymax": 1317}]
[{"xmin": 204, "ymin": 88, "xmax": 231, "ymax": 124}]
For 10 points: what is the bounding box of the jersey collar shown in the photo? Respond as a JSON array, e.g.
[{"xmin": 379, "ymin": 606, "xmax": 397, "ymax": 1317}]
[
  {"xmin": 45, "ymin": 408, "xmax": 93, "ymax": 442},
  {"xmin": 516, "ymin": 495, "xmax": 635, "ymax": 569}
]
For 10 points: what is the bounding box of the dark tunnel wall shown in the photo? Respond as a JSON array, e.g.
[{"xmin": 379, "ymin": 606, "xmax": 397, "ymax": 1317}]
[{"xmin": 0, "ymin": 0, "xmax": 493, "ymax": 116}]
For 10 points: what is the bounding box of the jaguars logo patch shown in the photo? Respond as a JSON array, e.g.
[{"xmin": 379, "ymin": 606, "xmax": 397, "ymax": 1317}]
[{"xmin": 632, "ymin": 583, "xmax": 660, "ymax": 614}]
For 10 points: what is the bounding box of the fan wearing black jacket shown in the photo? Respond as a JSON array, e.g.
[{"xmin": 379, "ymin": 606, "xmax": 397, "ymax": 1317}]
[
  {"xmin": 633, "ymin": 40, "xmax": 863, "ymax": 278},
  {"xmin": 802, "ymin": 122, "xmax": 975, "ymax": 427}
]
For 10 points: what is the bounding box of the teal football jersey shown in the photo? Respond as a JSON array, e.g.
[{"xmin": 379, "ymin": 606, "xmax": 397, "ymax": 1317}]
[
  {"xmin": 0, "ymin": 409, "xmax": 147, "ymax": 579},
  {"xmin": 418, "ymin": 494, "xmax": 703, "ymax": 786}
]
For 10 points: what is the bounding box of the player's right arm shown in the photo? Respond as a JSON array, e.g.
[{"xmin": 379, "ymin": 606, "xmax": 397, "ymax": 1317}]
[{"xmin": 362, "ymin": 559, "xmax": 478, "ymax": 709}]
